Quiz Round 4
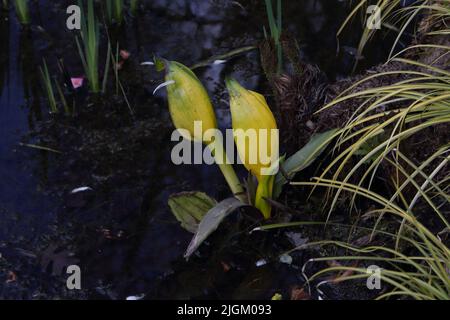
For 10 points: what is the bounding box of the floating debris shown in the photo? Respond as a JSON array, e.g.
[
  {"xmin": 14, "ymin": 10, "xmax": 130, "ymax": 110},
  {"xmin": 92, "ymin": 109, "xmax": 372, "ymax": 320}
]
[
  {"xmin": 71, "ymin": 77, "xmax": 84, "ymax": 89},
  {"xmin": 255, "ymin": 259, "xmax": 267, "ymax": 267},
  {"xmin": 70, "ymin": 187, "xmax": 93, "ymax": 194},
  {"xmin": 279, "ymin": 253, "xmax": 293, "ymax": 265},
  {"xmin": 126, "ymin": 294, "xmax": 145, "ymax": 300},
  {"xmin": 18, "ymin": 143, "xmax": 62, "ymax": 154}
]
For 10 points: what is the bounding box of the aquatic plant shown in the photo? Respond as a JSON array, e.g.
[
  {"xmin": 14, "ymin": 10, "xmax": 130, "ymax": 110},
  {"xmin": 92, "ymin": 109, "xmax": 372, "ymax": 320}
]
[
  {"xmin": 39, "ymin": 59, "xmax": 58, "ymax": 114},
  {"xmin": 226, "ymin": 78, "xmax": 278, "ymax": 219},
  {"xmin": 264, "ymin": 0, "xmax": 283, "ymax": 73},
  {"xmin": 106, "ymin": 0, "xmax": 124, "ymax": 25},
  {"xmin": 55, "ymin": 80, "xmax": 70, "ymax": 115},
  {"xmin": 13, "ymin": 0, "xmax": 30, "ymax": 25},
  {"xmin": 130, "ymin": 0, "xmax": 139, "ymax": 16},
  {"xmin": 162, "ymin": 61, "xmax": 245, "ymax": 201},
  {"xmin": 38, "ymin": 58, "xmax": 71, "ymax": 115},
  {"xmin": 76, "ymin": 0, "xmax": 100, "ymax": 93}
]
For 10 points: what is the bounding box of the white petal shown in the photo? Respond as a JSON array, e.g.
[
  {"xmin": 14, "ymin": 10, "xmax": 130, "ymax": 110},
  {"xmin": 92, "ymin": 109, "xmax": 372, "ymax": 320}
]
[
  {"xmin": 70, "ymin": 187, "xmax": 93, "ymax": 194},
  {"xmin": 126, "ymin": 294, "xmax": 145, "ymax": 300}
]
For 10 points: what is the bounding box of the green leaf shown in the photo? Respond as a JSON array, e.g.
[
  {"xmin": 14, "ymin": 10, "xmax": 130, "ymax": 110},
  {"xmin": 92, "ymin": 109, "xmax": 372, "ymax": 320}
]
[
  {"xmin": 272, "ymin": 293, "xmax": 283, "ymax": 300},
  {"xmin": 154, "ymin": 56, "xmax": 166, "ymax": 72},
  {"xmin": 184, "ymin": 198, "xmax": 247, "ymax": 259},
  {"xmin": 354, "ymin": 129, "xmax": 386, "ymax": 164},
  {"xmin": 273, "ymin": 129, "xmax": 338, "ymax": 198},
  {"xmin": 168, "ymin": 192, "xmax": 217, "ymax": 233}
]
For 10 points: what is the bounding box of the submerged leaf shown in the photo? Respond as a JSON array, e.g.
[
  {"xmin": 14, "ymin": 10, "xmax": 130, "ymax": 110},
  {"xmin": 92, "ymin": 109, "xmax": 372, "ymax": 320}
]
[
  {"xmin": 168, "ymin": 192, "xmax": 217, "ymax": 233},
  {"xmin": 185, "ymin": 198, "xmax": 247, "ymax": 259}
]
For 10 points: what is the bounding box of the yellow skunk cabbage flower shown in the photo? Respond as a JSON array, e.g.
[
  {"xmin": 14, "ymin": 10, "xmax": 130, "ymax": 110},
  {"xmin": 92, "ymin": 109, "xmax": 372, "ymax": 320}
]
[
  {"xmin": 165, "ymin": 61, "xmax": 217, "ymax": 142},
  {"xmin": 163, "ymin": 61, "xmax": 245, "ymax": 201},
  {"xmin": 226, "ymin": 78, "xmax": 279, "ymax": 219}
]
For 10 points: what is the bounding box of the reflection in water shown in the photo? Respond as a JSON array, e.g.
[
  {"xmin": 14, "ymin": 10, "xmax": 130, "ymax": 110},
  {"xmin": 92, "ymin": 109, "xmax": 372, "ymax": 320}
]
[
  {"xmin": 0, "ymin": 10, "xmax": 10, "ymax": 98},
  {"xmin": 19, "ymin": 29, "xmax": 43, "ymax": 128},
  {"xmin": 0, "ymin": 9, "xmax": 56, "ymax": 248}
]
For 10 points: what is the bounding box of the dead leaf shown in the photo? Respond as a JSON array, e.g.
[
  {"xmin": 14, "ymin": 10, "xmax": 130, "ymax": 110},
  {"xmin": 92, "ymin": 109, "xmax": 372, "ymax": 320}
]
[
  {"xmin": 221, "ymin": 261, "xmax": 231, "ymax": 272},
  {"xmin": 6, "ymin": 271, "xmax": 17, "ymax": 283},
  {"xmin": 290, "ymin": 287, "xmax": 310, "ymax": 300},
  {"xmin": 351, "ymin": 234, "xmax": 373, "ymax": 247},
  {"xmin": 327, "ymin": 260, "xmax": 359, "ymax": 283}
]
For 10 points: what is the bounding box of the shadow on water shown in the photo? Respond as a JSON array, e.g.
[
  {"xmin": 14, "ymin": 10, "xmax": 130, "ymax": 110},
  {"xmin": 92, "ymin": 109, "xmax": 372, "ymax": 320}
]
[{"xmin": 0, "ymin": 0, "xmax": 392, "ymax": 299}]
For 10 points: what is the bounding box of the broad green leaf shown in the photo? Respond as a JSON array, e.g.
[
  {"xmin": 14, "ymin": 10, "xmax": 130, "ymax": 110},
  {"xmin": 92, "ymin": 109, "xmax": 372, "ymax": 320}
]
[
  {"xmin": 168, "ymin": 192, "xmax": 217, "ymax": 233},
  {"xmin": 273, "ymin": 129, "xmax": 338, "ymax": 198},
  {"xmin": 185, "ymin": 198, "xmax": 247, "ymax": 259}
]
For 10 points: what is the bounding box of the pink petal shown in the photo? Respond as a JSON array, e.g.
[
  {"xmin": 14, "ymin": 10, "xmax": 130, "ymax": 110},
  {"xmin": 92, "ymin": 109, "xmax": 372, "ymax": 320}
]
[
  {"xmin": 120, "ymin": 50, "xmax": 131, "ymax": 60},
  {"xmin": 71, "ymin": 77, "xmax": 84, "ymax": 89}
]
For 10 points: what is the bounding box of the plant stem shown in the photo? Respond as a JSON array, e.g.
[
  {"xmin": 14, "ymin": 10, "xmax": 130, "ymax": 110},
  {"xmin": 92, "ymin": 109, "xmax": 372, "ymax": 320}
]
[
  {"xmin": 255, "ymin": 174, "xmax": 275, "ymax": 219},
  {"xmin": 208, "ymin": 142, "xmax": 246, "ymax": 202}
]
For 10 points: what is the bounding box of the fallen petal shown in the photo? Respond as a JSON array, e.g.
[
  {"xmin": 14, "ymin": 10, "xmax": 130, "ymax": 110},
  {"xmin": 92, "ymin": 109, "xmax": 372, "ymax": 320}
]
[
  {"xmin": 126, "ymin": 294, "xmax": 145, "ymax": 300},
  {"xmin": 120, "ymin": 50, "xmax": 131, "ymax": 60},
  {"xmin": 279, "ymin": 253, "xmax": 293, "ymax": 265},
  {"xmin": 71, "ymin": 77, "xmax": 84, "ymax": 89},
  {"xmin": 70, "ymin": 186, "xmax": 93, "ymax": 194}
]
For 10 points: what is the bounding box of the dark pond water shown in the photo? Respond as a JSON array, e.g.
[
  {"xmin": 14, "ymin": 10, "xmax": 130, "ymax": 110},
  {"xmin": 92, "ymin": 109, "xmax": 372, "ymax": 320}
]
[{"xmin": 0, "ymin": 0, "xmax": 393, "ymax": 299}]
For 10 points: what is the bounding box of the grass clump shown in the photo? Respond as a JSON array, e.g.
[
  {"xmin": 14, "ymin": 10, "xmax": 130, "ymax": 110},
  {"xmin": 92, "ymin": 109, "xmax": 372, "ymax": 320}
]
[
  {"xmin": 13, "ymin": 0, "xmax": 30, "ymax": 25},
  {"xmin": 76, "ymin": 0, "xmax": 100, "ymax": 93},
  {"xmin": 264, "ymin": 0, "xmax": 283, "ymax": 74},
  {"xmin": 106, "ymin": 0, "xmax": 124, "ymax": 25},
  {"xmin": 39, "ymin": 59, "xmax": 58, "ymax": 114}
]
